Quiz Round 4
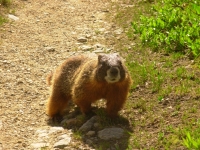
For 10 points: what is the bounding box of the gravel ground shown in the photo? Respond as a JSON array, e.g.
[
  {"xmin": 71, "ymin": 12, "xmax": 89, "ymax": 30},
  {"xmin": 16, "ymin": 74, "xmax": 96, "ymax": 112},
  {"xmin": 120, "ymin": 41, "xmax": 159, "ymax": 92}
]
[{"xmin": 0, "ymin": 0, "xmax": 121, "ymax": 149}]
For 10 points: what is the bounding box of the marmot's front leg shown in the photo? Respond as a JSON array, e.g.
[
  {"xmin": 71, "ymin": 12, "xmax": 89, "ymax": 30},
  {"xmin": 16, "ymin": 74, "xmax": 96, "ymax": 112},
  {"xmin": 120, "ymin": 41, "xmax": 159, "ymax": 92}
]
[
  {"xmin": 105, "ymin": 88, "xmax": 129, "ymax": 117},
  {"xmin": 74, "ymin": 98, "xmax": 92, "ymax": 115},
  {"xmin": 106, "ymin": 98, "xmax": 126, "ymax": 117}
]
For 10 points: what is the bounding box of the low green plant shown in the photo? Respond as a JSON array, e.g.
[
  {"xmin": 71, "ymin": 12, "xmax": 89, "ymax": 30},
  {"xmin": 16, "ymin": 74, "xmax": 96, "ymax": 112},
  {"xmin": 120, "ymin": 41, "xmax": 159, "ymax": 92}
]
[
  {"xmin": 176, "ymin": 67, "xmax": 186, "ymax": 78},
  {"xmin": 72, "ymin": 130, "xmax": 82, "ymax": 140},
  {"xmin": 132, "ymin": 0, "xmax": 200, "ymax": 57},
  {"xmin": 183, "ymin": 131, "xmax": 200, "ymax": 149},
  {"xmin": 0, "ymin": 16, "xmax": 7, "ymax": 25},
  {"xmin": 0, "ymin": 0, "xmax": 11, "ymax": 25},
  {"xmin": 0, "ymin": 0, "xmax": 11, "ymax": 6}
]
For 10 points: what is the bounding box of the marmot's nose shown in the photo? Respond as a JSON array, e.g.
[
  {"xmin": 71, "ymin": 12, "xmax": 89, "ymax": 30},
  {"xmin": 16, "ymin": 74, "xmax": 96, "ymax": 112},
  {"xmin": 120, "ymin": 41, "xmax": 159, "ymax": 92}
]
[{"xmin": 110, "ymin": 67, "xmax": 119, "ymax": 77}]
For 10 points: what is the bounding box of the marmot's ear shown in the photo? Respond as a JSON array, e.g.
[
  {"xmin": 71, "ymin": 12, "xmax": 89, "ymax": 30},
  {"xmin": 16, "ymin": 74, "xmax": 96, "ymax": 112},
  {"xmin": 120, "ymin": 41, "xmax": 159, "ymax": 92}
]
[{"xmin": 98, "ymin": 54, "xmax": 105, "ymax": 62}]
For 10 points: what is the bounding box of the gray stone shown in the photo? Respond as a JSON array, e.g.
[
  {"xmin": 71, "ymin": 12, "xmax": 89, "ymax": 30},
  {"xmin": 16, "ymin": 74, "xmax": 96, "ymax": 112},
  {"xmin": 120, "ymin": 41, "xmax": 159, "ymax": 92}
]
[
  {"xmin": 45, "ymin": 47, "xmax": 55, "ymax": 52},
  {"xmin": 39, "ymin": 102, "xmax": 44, "ymax": 106},
  {"xmin": 93, "ymin": 123, "xmax": 101, "ymax": 129},
  {"xmin": 61, "ymin": 118, "xmax": 79, "ymax": 126},
  {"xmin": 98, "ymin": 128, "xmax": 124, "ymax": 140},
  {"xmin": 93, "ymin": 43, "xmax": 105, "ymax": 48},
  {"xmin": 77, "ymin": 37, "xmax": 87, "ymax": 43},
  {"xmin": 53, "ymin": 138, "xmax": 71, "ymax": 149},
  {"xmin": 93, "ymin": 48, "xmax": 105, "ymax": 53},
  {"xmin": 31, "ymin": 143, "xmax": 49, "ymax": 149},
  {"xmin": 36, "ymin": 129, "xmax": 48, "ymax": 134},
  {"xmin": 114, "ymin": 28, "xmax": 123, "ymax": 35},
  {"xmin": 38, "ymin": 132, "xmax": 49, "ymax": 138},
  {"xmin": 80, "ymin": 45, "xmax": 93, "ymax": 51},
  {"xmin": 86, "ymin": 131, "xmax": 95, "ymax": 136},
  {"xmin": 58, "ymin": 134, "xmax": 71, "ymax": 140},
  {"xmin": 85, "ymin": 139, "xmax": 93, "ymax": 145},
  {"xmin": 8, "ymin": 14, "xmax": 19, "ymax": 21},
  {"xmin": 49, "ymin": 127, "xmax": 64, "ymax": 134},
  {"xmin": 79, "ymin": 116, "xmax": 98, "ymax": 132}
]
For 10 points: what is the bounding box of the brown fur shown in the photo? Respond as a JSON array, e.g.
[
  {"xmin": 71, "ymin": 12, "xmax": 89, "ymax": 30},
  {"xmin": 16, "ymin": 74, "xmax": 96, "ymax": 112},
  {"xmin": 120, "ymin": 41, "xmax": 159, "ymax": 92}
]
[{"xmin": 46, "ymin": 54, "xmax": 132, "ymax": 119}]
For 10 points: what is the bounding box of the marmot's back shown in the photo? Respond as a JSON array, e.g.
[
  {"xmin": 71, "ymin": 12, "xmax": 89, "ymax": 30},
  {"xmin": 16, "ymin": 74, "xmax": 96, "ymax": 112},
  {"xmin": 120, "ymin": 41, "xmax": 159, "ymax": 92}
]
[{"xmin": 48, "ymin": 55, "xmax": 96, "ymax": 93}]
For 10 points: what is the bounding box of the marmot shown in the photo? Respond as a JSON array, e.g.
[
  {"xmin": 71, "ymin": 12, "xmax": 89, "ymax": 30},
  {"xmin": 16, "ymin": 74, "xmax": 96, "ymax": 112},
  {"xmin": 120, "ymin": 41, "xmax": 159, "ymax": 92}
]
[{"xmin": 46, "ymin": 53, "xmax": 132, "ymax": 120}]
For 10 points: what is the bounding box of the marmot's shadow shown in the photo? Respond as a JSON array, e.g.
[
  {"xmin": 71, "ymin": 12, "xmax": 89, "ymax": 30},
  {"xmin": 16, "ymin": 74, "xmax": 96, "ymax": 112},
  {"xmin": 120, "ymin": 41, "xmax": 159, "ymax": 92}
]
[{"xmin": 47, "ymin": 107, "xmax": 132, "ymax": 150}]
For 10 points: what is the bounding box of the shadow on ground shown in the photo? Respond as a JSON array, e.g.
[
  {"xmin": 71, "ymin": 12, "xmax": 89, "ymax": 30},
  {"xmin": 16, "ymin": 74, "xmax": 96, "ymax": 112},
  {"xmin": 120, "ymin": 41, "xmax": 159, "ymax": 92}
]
[{"xmin": 47, "ymin": 107, "xmax": 133, "ymax": 150}]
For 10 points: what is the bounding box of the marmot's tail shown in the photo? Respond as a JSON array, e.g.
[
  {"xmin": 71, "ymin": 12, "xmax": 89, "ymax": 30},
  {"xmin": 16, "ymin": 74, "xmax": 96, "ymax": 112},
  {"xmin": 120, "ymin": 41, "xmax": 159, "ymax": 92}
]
[{"xmin": 46, "ymin": 72, "xmax": 53, "ymax": 86}]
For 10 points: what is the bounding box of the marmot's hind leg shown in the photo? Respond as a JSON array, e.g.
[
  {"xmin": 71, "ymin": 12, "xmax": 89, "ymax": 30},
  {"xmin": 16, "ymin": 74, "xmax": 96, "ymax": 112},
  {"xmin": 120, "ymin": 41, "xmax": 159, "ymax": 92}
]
[{"xmin": 46, "ymin": 89, "xmax": 71, "ymax": 121}]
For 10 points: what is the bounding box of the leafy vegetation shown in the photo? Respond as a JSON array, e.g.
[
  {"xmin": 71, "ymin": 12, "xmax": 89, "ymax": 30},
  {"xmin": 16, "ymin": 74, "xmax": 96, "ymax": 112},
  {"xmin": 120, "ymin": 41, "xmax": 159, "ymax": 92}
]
[
  {"xmin": 0, "ymin": 15, "xmax": 7, "ymax": 25},
  {"xmin": 132, "ymin": 0, "xmax": 200, "ymax": 57},
  {"xmin": 183, "ymin": 128, "xmax": 200, "ymax": 149},
  {"xmin": 0, "ymin": 0, "xmax": 11, "ymax": 25},
  {"xmin": 0, "ymin": 0, "xmax": 11, "ymax": 6}
]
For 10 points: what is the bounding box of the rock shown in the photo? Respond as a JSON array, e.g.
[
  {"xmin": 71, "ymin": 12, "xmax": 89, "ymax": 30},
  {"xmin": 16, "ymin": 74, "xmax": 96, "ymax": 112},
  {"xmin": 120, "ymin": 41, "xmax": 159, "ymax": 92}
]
[
  {"xmin": 93, "ymin": 49, "xmax": 105, "ymax": 53},
  {"xmin": 79, "ymin": 116, "xmax": 98, "ymax": 132},
  {"xmin": 53, "ymin": 136, "xmax": 71, "ymax": 149},
  {"xmin": 49, "ymin": 127, "xmax": 64, "ymax": 134},
  {"xmin": 98, "ymin": 128, "xmax": 124, "ymax": 140},
  {"xmin": 80, "ymin": 45, "xmax": 93, "ymax": 51},
  {"xmin": 45, "ymin": 47, "xmax": 55, "ymax": 52},
  {"xmin": 31, "ymin": 143, "xmax": 49, "ymax": 149},
  {"xmin": 93, "ymin": 123, "xmax": 101, "ymax": 129},
  {"xmin": 77, "ymin": 37, "xmax": 87, "ymax": 43},
  {"xmin": 8, "ymin": 14, "xmax": 19, "ymax": 21},
  {"xmin": 39, "ymin": 102, "xmax": 44, "ymax": 106},
  {"xmin": 38, "ymin": 132, "xmax": 49, "ymax": 138},
  {"xmin": 85, "ymin": 139, "xmax": 93, "ymax": 145},
  {"xmin": 86, "ymin": 131, "xmax": 95, "ymax": 136},
  {"xmin": 114, "ymin": 28, "xmax": 123, "ymax": 35},
  {"xmin": 36, "ymin": 129, "xmax": 48, "ymax": 134},
  {"xmin": 61, "ymin": 118, "xmax": 79, "ymax": 126},
  {"xmin": 57, "ymin": 134, "xmax": 71, "ymax": 140},
  {"xmin": 93, "ymin": 43, "xmax": 105, "ymax": 48},
  {"xmin": 35, "ymin": 129, "xmax": 49, "ymax": 139}
]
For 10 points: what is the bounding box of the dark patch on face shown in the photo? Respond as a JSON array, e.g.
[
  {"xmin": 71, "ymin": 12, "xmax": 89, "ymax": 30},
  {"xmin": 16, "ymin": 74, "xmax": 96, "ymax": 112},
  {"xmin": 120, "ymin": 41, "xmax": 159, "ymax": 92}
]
[{"xmin": 95, "ymin": 54, "xmax": 126, "ymax": 82}]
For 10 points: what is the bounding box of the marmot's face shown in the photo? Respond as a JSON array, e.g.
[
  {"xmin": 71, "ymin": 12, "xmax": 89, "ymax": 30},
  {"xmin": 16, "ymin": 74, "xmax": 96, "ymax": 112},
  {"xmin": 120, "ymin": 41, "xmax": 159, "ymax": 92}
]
[{"xmin": 97, "ymin": 54, "xmax": 126, "ymax": 83}]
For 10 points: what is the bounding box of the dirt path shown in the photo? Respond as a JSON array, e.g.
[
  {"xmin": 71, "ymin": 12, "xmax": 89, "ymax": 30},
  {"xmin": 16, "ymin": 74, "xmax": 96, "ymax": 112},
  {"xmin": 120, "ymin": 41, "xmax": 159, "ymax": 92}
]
[{"xmin": 0, "ymin": 0, "xmax": 120, "ymax": 149}]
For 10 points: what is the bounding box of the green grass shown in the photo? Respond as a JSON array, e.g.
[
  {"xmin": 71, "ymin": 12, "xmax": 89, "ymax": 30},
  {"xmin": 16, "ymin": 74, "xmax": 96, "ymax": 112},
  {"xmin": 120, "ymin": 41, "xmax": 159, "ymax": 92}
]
[
  {"xmin": 0, "ymin": 0, "xmax": 11, "ymax": 6},
  {"xmin": 0, "ymin": 0, "xmax": 11, "ymax": 25},
  {"xmin": 183, "ymin": 127, "xmax": 200, "ymax": 149},
  {"xmin": 0, "ymin": 16, "xmax": 7, "ymax": 25}
]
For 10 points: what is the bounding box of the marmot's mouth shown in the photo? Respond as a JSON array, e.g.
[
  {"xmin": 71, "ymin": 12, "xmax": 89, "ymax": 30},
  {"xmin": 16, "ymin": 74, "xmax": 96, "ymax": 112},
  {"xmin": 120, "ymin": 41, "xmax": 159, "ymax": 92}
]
[{"xmin": 105, "ymin": 76, "xmax": 120, "ymax": 83}]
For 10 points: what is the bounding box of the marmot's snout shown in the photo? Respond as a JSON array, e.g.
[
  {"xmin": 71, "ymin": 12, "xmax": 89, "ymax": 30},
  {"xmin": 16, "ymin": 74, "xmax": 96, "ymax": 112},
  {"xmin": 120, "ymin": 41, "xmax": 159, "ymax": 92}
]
[
  {"xmin": 105, "ymin": 67, "xmax": 121, "ymax": 83},
  {"xmin": 110, "ymin": 67, "xmax": 119, "ymax": 77}
]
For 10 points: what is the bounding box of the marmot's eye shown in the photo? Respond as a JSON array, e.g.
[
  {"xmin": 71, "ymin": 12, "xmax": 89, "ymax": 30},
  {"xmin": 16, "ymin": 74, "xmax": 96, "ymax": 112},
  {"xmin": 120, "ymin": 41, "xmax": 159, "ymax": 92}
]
[
  {"xmin": 118, "ymin": 60, "xmax": 122, "ymax": 65},
  {"xmin": 101, "ymin": 61, "xmax": 107, "ymax": 66}
]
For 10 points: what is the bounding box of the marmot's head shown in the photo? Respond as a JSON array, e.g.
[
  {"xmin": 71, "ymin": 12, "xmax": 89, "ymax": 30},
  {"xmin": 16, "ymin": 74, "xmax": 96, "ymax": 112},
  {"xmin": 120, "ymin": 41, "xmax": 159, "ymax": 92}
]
[{"xmin": 96, "ymin": 53, "xmax": 126, "ymax": 83}]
